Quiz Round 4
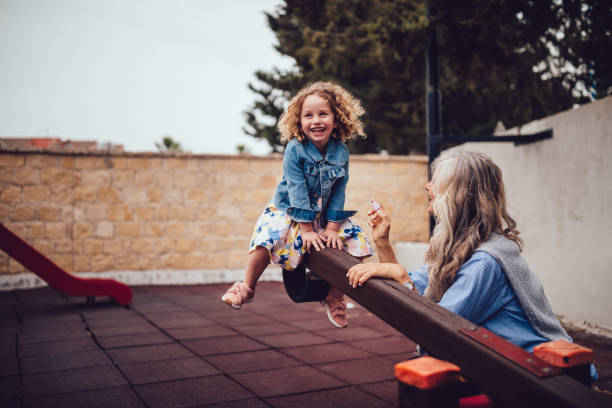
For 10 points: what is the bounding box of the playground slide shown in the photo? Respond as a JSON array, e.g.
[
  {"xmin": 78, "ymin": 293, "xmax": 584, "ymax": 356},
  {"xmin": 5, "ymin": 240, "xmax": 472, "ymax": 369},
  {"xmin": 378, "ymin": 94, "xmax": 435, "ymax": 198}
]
[{"xmin": 0, "ymin": 224, "xmax": 132, "ymax": 306}]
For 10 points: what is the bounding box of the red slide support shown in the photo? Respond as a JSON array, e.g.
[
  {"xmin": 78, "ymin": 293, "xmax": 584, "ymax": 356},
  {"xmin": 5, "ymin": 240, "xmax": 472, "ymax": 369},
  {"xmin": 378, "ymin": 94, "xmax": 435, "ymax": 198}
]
[{"xmin": 1, "ymin": 224, "xmax": 132, "ymax": 306}]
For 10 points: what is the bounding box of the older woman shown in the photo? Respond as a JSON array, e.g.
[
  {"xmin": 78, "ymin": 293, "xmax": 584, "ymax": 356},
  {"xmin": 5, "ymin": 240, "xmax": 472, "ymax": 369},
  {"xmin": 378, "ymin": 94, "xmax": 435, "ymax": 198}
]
[{"xmin": 347, "ymin": 150, "xmax": 597, "ymax": 381}]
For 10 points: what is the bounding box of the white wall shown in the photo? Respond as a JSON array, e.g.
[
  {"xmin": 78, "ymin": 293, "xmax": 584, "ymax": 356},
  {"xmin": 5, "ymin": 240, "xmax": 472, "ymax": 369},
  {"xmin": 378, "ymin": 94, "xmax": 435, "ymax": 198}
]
[
  {"xmin": 447, "ymin": 97, "xmax": 612, "ymax": 328},
  {"xmin": 394, "ymin": 242, "xmax": 429, "ymax": 273}
]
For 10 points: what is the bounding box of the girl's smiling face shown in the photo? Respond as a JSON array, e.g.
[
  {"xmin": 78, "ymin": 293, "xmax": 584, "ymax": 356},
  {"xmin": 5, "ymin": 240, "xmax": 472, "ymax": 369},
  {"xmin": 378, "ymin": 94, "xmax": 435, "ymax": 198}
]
[{"xmin": 300, "ymin": 95, "xmax": 335, "ymax": 152}]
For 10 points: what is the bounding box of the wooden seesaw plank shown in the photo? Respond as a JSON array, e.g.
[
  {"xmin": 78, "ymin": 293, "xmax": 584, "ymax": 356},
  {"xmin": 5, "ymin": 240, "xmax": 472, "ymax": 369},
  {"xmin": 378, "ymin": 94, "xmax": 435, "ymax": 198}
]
[{"xmin": 303, "ymin": 248, "xmax": 611, "ymax": 408}]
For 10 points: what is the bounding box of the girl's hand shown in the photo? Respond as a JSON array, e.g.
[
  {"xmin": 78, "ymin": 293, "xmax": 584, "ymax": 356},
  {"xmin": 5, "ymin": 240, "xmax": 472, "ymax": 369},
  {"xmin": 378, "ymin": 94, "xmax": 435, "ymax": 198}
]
[
  {"xmin": 368, "ymin": 199, "xmax": 391, "ymax": 243},
  {"xmin": 346, "ymin": 263, "xmax": 410, "ymax": 288},
  {"xmin": 319, "ymin": 228, "xmax": 343, "ymax": 249},
  {"xmin": 302, "ymin": 230, "xmax": 324, "ymax": 252}
]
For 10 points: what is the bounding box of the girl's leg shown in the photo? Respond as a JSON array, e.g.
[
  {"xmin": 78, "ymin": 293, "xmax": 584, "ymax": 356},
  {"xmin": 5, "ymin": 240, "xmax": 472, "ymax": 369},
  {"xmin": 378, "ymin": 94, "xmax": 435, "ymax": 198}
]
[
  {"xmin": 222, "ymin": 246, "xmax": 270, "ymax": 308},
  {"xmin": 244, "ymin": 246, "xmax": 270, "ymax": 290}
]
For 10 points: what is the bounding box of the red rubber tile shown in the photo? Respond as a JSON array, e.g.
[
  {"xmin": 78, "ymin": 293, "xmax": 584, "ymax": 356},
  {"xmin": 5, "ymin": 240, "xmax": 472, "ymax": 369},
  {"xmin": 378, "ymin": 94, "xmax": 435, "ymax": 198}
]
[
  {"xmin": 22, "ymin": 365, "xmax": 127, "ymax": 397},
  {"xmin": 18, "ymin": 312, "xmax": 82, "ymax": 323},
  {"xmin": 205, "ymin": 349, "xmax": 302, "ymax": 374},
  {"xmin": 21, "ymin": 320, "xmax": 86, "ymax": 333},
  {"xmin": 80, "ymin": 307, "xmax": 138, "ymax": 320},
  {"xmin": 89, "ymin": 322, "xmax": 159, "ymax": 337},
  {"xmin": 349, "ymin": 314, "xmax": 400, "ymax": 332},
  {"xmin": 253, "ymin": 300, "xmax": 318, "ymax": 313},
  {"xmin": 253, "ymin": 332, "xmax": 332, "ymax": 348},
  {"xmin": 119, "ymin": 357, "xmax": 219, "ymax": 384},
  {"xmin": 265, "ymin": 385, "xmax": 393, "ymax": 408},
  {"xmin": 211, "ymin": 314, "xmax": 275, "ymax": 326},
  {"xmin": 165, "ymin": 325, "xmax": 238, "ymax": 340},
  {"xmin": 266, "ymin": 310, "xmax": 326, "ymax": 322},
  {"xmin": 146, "ymin": 312, "xmax": 217, "ymax": 329},
  {"xmin": 0, "ymin": 292, "xmax": 18, "ymax": 306},
  {"xmin": 318, "ymin": 327, "xmax": 389, "ymax": 342},
  {"xmin": 85, "ymin": 316, "xmax": 149, "ymax": 329},
  {"xmin": 19, "ymin": 337, "xmax": 99, "ymax": 358},
  {"xmin": 382, "ymin": 351, "xmax": 421, "ymax": 365},
  {"xmin": 0, "ymin": 345, "xmax": 15, "ymax": 359},
  {"xmin": 349, "ymin": 336, "xmax": 418, "ymax": 355},
  {"xmin": 233, "ymin": 322, "xmax": 301, "ymax": 336},
  {"xmin": 155, "ymin": 317, "xmax": 218, "ymax": 329},
  {"xmin": 0, "ymin": 376, "xmax": 20, "ymax": 400},
  {"xmin": 0, "ymin": 333, "xmax": 16, "ymax": 347},
  {"xmin": 203, "ymin": 398, "xmax": 269, "ymax": 408},
  {"xmin": 281, "ymin": 342, "xmax": 374, "ymax": 364},
  {"xmin": 22, "ymin": 385, "xmax": 144, "ymax": 408},
  {"xmin": 107, "ymin": 343, "xmax": 194, "ymax": 364},
  {"xmin": 231, "ymin": 365, "xmax": 346, "ymax": 397},
  {"xmin": 287, "ymin": 318, "xmax": 340, "ymax": 331},
  {"xmin": 358, "ymin": 380, "xmax": 398, "ymax": 405},
  {"xmin": 183, "ymin": 335, "xmax": 268, "ymax": 356},
  {"xmin": 143, "ymin": 310, "xmax": 206, "ymax": 321},
  {"xmin": 131, "ymin": 304, "xmax": 180, "ymax": 313},
  {"xmin": 0, "ymin": 357, "xmax": 18, "ymax": 376},
  {"xmin": 21, "ymin": 349, "xmax": 112, "ymax": 374},
  {"xmin": 18, "ymin": 328, "xmax": 91, "ymax": 344},
  {"xmin": 315, "ymin": 356, "xmax": 397, "ymax": 385},
  {"xmin": 96, "ymin": 332, "xmax": 173, "ymax": 349},
  {"xmin": 135, "ymin": 375, "xmax": 253, "ymax": 408}
]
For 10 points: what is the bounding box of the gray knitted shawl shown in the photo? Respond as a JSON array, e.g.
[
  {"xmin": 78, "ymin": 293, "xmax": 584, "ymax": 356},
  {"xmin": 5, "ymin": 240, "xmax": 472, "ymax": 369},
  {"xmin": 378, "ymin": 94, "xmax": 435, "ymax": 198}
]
[{"xmin": 477, "ymin": 233, "xmax": 571, "ymax": 342}]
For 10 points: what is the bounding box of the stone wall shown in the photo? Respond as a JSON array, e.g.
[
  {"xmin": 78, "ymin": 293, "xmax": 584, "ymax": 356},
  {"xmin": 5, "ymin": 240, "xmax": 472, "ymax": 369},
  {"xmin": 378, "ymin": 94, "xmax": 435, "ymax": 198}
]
[{"xmin": 0, "ymin": 151, "xmax": 429, "ymax": 283}]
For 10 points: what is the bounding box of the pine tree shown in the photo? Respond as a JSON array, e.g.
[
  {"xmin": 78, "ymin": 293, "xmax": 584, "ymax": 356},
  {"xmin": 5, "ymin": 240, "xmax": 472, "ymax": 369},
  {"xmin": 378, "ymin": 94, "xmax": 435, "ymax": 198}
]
[{"xmin": 244, "ymin": 0, "xmax": 611, "ymax": 154}]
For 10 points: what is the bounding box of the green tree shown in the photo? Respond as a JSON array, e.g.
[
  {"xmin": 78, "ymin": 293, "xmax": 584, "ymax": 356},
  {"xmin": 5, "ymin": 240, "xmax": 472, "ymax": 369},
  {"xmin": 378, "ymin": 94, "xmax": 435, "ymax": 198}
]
[
  {"xmin": 155, "ymin": 135, "xmax": 183, "ymax": 153},
  {"xmin": 244, "ymin": 0, "xmax": 611, "ymax": 154}
]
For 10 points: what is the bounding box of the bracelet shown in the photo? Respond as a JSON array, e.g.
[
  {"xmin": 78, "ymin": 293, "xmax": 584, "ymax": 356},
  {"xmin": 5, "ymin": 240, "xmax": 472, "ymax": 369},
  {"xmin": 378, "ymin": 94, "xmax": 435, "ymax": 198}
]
[{"xmin": 403, "ymin": 281, "xmax": 415, "ymax": 291}]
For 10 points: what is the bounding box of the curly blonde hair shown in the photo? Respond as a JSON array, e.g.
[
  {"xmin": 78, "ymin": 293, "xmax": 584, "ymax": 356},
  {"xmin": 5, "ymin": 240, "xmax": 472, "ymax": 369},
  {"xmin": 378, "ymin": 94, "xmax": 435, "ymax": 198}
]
[{"xmin": 278, "ymin": 82, "xmax": 366, "ymax": 144}]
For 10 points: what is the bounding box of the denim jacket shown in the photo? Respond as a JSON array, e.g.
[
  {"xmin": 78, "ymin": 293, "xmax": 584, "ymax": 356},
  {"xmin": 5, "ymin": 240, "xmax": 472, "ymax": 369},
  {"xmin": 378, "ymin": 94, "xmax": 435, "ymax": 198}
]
[{"xmin": 272, "ymin": 138, "xmax": 356, "ymax": 225}]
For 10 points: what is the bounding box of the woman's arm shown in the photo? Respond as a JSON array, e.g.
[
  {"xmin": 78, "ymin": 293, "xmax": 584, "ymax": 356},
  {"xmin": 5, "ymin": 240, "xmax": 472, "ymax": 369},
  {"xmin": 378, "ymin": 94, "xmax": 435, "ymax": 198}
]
[
  {"xmin": 346, "ymin": 200, "xmax": 417, "ymax": 290},
  {"xmin": 368, "ymin": 201, "xmax": 398, "ymax": 263},
  {"xmin": 346, "ymin": 262, "xmax": 411, "ymax": 288},
  {"xmin": 375, "ymin": 239, "xmax": 400, "ymax": 264}
]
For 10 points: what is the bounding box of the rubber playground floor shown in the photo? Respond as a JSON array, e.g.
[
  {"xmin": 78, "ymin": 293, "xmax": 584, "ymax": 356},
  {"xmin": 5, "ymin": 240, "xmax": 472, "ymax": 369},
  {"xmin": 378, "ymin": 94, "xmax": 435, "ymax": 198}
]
[{"xmin": 1, "ymin": 282, "xmax": 611, "ymax": 407}]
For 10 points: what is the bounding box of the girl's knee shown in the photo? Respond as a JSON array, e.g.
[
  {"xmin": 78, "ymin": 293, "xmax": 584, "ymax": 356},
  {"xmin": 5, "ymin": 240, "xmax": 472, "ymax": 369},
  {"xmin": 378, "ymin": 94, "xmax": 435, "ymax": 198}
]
[{"xmin": 252, "ymin": 246, "xmax": 270, "ymax": 259}]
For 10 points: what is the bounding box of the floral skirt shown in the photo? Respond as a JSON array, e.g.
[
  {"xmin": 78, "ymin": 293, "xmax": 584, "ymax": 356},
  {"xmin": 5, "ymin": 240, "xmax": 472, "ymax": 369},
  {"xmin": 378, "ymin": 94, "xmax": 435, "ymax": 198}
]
[{"xmin": 249, "ymin": 203, "xmax": 372, "ymax": 271}]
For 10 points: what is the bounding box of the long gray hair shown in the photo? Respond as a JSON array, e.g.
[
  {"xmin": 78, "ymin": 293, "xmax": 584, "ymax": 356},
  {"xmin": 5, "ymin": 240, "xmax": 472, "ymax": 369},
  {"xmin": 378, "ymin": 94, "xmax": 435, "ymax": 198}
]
[{"xmin": 425, "ymin": 151, "xmax": 522, "ymax": 301}]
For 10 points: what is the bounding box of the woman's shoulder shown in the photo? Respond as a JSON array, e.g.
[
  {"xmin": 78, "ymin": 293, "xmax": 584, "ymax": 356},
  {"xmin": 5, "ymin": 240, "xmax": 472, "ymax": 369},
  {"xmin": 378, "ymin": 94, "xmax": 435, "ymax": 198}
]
[
  {"xmin": 454, "ymin": 251, "xmax": 508, "ymax": 293},
  {"xmin": 461, "ymin": 251, "xmax": 504, "ymax": 277}
]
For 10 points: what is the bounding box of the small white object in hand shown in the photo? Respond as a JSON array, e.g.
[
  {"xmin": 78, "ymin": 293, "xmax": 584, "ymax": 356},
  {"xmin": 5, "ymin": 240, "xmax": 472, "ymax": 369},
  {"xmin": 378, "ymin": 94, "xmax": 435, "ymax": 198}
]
[{"xmin": 371, "ymin": 199, "xmax": 381, "ymax": 211}]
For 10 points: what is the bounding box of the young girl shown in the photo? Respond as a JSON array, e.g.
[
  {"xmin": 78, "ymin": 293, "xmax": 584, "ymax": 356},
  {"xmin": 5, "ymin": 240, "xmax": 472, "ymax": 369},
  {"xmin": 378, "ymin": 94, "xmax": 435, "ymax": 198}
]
[{"xmin": 221, "ymin": 82, "xmax": 372, "ymax": 328}]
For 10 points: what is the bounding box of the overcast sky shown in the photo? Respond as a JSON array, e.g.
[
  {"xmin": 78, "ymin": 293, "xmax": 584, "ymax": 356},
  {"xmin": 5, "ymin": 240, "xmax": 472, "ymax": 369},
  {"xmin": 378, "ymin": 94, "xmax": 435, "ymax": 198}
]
[{"xmin": 0, "ymin": 0, "xmax": 293, "ymax": 154}]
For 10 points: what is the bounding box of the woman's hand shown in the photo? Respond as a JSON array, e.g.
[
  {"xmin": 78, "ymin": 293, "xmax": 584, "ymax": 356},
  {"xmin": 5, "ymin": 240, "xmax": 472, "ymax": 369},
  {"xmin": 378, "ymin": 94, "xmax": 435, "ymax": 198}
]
[
  {"xmin": 319, "ymin": 228, "xmax": 343, "ymax": 249},
  {"xmin": 346, "ymin": 262, "xmax": 410, "ymax": 288},
  {"xmin": 301, "ymin": 230, "xmax": 324, "ymax": 252},
  {"xmin": 368, "ymin": 199, "xmax": 391, "ymax": 244}
]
